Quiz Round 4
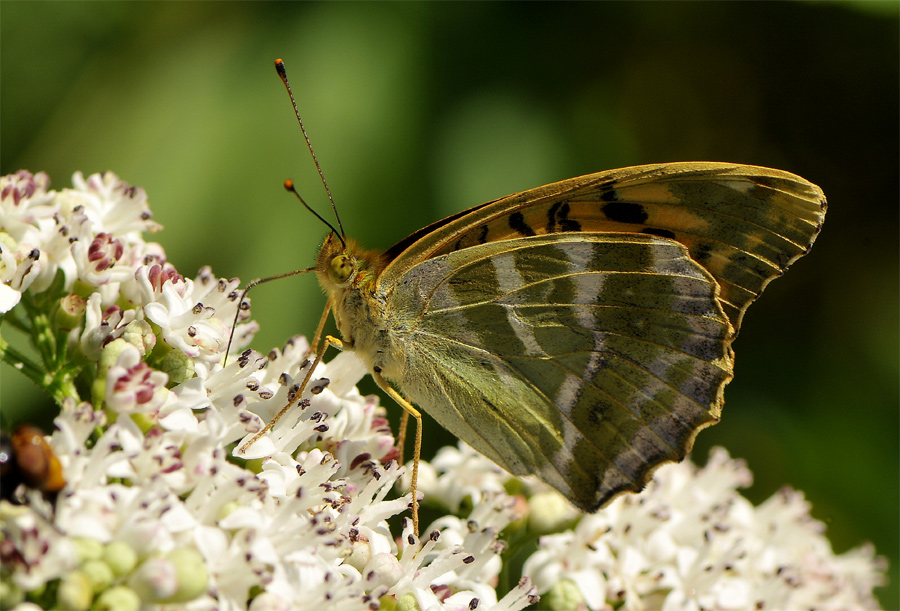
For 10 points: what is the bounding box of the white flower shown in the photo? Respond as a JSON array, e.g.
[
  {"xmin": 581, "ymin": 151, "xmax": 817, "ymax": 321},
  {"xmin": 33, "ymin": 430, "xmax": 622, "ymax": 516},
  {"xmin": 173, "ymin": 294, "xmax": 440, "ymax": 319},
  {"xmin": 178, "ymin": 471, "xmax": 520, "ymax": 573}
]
[
  {"xmin": 104, "ymin": 342, "xmax": 169, "ymax": 414},
  {"xmin": 71, "ymin": 231, "xmax": 133, "ymax": 286},
  {"xmin": 0, "ymin": 170, "xmax": 160, "ymax": 299},
  {"xmin": 133, "ymin": 266, "xmax": 255, "ymax": 377},
  {"xmin": 77, "ymin": 293, "xmax": 138, "ymax": 361},
  {"xmin": 414, "ymin": 441, "xmax": 514, "ymax": 513},
  {"xmin": 0, "ymin": 503, "xmax": 80, "ymax": 591},
  {"xmin": 0, "ymin": 242, "xmax": 41, "ymax": 313},
  {"xmin": 67, "ymin": 171, "xmax": 160, "ymax": 240},
  {"xmin": 0, "ymin": 170, "xmax": 55, "ymax": 244},
  {"xmin": 15, "ymin": 341, "xmax": 538, "ymax": 611},
  {"xmin": 522, "ymin": 447, "xmax": 887, "ymax": 611}
]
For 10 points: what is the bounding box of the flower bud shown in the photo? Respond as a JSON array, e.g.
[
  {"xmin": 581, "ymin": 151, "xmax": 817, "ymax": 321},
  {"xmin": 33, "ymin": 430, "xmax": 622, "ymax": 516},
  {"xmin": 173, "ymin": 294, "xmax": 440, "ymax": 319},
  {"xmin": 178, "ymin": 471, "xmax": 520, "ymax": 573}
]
[
  {"xmin": 98, "ymin": 338, "xmax": 132, "ymax": 372},
  {"xmin": 103, "ymin": 541, "xmax": 138, "ymax": 577},
  {"xmin": 93, "ymin": 585, "xmax": 141, "ymax": 611},
  {"xmin": 394, "ymin": 592, "xmax": 418, "ymax": 611},
  {"xmin": 0, "ymin": 580, "xmax": 24, "ymax": 609},
  {"xmin": 158, "ymin": 348, "xmax": 194, "ymax": 384},
  {"xmin": 162, "ymin": 548, "xmax": 208, "ymax": 603},
  {"xmin": 73, "ymin": 537, "xmax": 104, "ymax": 562},
  {"xmin": 528, "ymin": 490, "xmax": 578, "ymax": 534},
  {"xmin": 345, "ymin": 539, "xmax": 373, "ymax": 573},
  {"xmin": 82, "ymin": 559, "xmax": 114, "ymax": 593},
  {"xmin": 363, "ymin": 553, "xmax": 403, "ymax": 590},
  {"xmin": 57, "ymin": 570, "xmax": 93, "ymax": 610},
  {"xmin": 56, "ymin": 293, "xmax": 87, "ymax": 330},
  {"xmin": 121, "ymin": 319, "xmax": 156, "ymax": 355},
  {"xmin": 128, "ymin": 557, "xmax": 177, "ymax": 603},
  {"xmin": 544, "ymin": 579, "xmax": 585, "ymax": 611}
]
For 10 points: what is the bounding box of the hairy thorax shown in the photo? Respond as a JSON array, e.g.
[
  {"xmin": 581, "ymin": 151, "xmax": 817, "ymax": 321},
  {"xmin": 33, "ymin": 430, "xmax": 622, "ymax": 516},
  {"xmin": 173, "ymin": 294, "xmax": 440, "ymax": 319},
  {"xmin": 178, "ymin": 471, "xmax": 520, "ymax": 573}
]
[{"xmin": 316, "ymin": 236, "xmax": 409, "ymax": 381}]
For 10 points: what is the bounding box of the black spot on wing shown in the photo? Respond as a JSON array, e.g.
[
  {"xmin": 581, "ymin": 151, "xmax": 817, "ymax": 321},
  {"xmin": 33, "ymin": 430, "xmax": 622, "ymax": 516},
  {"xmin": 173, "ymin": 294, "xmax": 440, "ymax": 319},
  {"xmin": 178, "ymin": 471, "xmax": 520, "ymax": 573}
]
[
  {"xmin": 547, "ymin": 202, "xmax": 562, "ymax": 233},
  {"xmin": 588, "ymin": 401, "xmax": 610, "ymax": 425},
  {"xmin": 546, "ymin": 201, "xmax": 582, "ymax": 233},
  {"xmin": 561, "ymin": 218, "xmax": 582, "ymax": 232},
  {"xmin": 509, "ymin": 212, "xmax": 536, "ymax": 236},
  {"xmin": 690, "ymin": 242, "xmax": 714, "ymax": 264},
  {"xmin": 452, "ymin": 225, "xmax": 489, "ymax": 252},
  {"xmin": 642, "ymin": 227, "xmax": 676, "ymax": 239},
  {"xmin": 558, "ymin": 203, "xmax": 581, "ymax": 232},
  {"xmin": 599, "ymin": 181, "xmax": 618, "ymax": 202},
  {"xmin": 602, "ymin": 201, "xmax": 648, "ymax": 224}
]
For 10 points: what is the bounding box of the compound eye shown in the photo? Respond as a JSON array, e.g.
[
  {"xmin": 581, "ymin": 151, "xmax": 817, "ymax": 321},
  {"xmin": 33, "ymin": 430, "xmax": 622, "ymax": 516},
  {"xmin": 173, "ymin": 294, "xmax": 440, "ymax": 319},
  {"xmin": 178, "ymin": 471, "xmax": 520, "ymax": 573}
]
[{"xmin": 328, "ymin": 254, "xmax": 354, "ymax": 285}]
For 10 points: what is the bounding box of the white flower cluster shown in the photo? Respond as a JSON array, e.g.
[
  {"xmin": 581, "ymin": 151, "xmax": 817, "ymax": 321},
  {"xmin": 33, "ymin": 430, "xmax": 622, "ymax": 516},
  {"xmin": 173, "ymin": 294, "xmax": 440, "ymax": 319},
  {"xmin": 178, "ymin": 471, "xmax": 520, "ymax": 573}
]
[
  {"xmin": 0, "ymin": 170, "xmax": 538, "ymax": 611},
  {"xmin": 0, "ymin": 170, "xmax": 886, "ymax": 611},
  {"xmin": 420, "ymin": 445, "xmax": 887, "ymax": 611}
]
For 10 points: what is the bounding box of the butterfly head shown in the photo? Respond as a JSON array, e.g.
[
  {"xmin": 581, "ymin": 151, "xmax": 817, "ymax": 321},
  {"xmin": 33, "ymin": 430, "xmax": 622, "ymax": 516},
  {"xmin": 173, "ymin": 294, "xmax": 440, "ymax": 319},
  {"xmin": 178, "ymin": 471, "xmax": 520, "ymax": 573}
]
[
  {"xmin": 320, "ymin": 235, "xmax": 356, "ymax": 289},
  {"xmin": 315, "ymin": 232, "xmax": 353, "ymax": 288},
  {"xmin": 315, "ymin": 232, "xmax": 385, "ymax": 294}
]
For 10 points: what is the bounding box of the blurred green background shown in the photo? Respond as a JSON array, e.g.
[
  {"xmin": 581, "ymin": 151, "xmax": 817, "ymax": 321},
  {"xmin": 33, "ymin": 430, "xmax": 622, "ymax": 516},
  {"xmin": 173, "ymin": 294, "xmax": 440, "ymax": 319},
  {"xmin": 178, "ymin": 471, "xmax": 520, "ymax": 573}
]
[{"xmin": 2, "ymin": 2, "xmax": 897, "ymax": 606}]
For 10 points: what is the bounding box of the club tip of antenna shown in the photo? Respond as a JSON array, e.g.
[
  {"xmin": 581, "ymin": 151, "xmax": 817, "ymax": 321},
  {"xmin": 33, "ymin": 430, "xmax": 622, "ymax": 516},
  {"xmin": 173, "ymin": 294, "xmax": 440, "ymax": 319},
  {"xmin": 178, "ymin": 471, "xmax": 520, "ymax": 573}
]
[
  {"xmin": 275, "ymin": 58, "xmax": 286, "ymax": 77},
  {"xmin": 284, "ymin": 179, "xmax": 294, "ymax": 191}
]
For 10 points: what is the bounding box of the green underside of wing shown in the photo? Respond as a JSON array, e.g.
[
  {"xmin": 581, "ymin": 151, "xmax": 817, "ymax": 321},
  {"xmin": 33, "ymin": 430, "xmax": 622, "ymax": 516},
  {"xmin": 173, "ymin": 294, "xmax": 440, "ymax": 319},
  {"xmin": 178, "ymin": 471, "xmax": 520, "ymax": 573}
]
[
  {"xmin": 386, "ymin": 233, "xmax": 734, "ymax": 511},
  {"xmin": 373, "ymin": 163, "xmax": 823, "ymax": 511}
]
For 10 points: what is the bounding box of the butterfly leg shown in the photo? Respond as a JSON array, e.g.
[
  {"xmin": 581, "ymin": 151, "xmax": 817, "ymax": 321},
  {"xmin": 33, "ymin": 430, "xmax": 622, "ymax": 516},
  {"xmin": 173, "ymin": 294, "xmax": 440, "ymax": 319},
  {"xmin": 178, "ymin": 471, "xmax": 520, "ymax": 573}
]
[
  {"xmin": 397, "ymin": 411, "xmax": 410, "ymax": 464},
  {"xmin": 372, "ymin": 370, "xmax": 422, "ymax": 538},
  {"xmin": 308, "ymin": 297, "xmax": 332, "ymax": 359},
  {"xmin": 238, "ymin": 333, "xmax": 343, "ymax": 454}
]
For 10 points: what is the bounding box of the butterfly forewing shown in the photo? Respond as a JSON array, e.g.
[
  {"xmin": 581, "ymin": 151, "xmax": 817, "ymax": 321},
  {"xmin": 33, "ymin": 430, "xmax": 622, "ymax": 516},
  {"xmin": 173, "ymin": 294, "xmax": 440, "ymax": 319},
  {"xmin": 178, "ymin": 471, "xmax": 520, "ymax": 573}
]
[
  {"xmin": 380, "ymin": 163, "xmax": 826, "ymax": 334},
  {"xmin": 376, "ymin": 233, "xmax": 733, "ymax": 511}
]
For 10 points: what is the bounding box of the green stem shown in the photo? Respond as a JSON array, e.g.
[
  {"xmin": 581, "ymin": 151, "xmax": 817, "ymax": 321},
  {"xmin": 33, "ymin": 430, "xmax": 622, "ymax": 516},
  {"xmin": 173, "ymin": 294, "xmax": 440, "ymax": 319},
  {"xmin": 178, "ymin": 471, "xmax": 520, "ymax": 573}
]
[
  {"xmin": 33, "ymin": 312, "xmax": 57, "ymax": 369},
  {"xmin": 1, "ymin": 310, "xmax": 31, "ymax": 334},
  {"xmin": 1, "ymin": 332, "xmax": 80, "ymax": 405},
  {"xmin": 0, "ymin": 332, "xmax": 48, "ymax": 388},
  {"xmin": 20, "ymin": 294, "xmax": 57, "ymax": 369},
  {"xmin": 47, "ymin": 367, "xmax": 81, "ymax": 406}
]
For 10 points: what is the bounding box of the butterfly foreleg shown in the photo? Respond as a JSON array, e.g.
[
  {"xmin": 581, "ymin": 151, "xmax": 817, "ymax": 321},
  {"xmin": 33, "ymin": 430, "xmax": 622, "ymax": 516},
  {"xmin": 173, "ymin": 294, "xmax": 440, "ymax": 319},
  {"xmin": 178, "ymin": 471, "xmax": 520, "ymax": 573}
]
[
  {"xmin": 308, "ymin": 297, "xmax": 332, "ymax": 359},
  {"xmin": 372, "ymin": 370, "xmax": 422, "ymax": 537},
  {"xmin": 238, "ymin": 333, "xmax": 343, "ymax": 454}
]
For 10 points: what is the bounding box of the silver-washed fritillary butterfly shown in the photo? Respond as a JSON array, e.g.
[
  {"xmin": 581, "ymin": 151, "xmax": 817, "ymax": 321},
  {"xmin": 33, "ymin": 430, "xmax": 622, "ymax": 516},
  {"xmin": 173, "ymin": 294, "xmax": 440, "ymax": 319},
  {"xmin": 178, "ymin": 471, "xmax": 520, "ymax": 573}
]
[{"xmin": 237, "ymin": 60, "xmax": 826, "ymax": 535}]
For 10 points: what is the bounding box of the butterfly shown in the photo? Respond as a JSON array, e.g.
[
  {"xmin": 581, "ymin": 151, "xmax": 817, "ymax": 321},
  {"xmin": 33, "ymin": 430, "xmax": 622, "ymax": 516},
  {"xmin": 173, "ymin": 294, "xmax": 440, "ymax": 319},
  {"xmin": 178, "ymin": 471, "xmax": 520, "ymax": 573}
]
[{"xmin": 236, "ymin": 62, "xmax": 826, "ymax": 535}]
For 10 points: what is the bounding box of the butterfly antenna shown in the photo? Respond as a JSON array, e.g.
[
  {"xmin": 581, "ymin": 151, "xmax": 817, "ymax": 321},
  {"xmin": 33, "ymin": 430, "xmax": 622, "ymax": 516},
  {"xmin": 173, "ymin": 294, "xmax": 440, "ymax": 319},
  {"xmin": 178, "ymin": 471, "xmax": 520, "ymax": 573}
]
[
  {"xmin": 275, "ymin": 58, "xmax": 346, "ymax": 241},
  {"xmin": 284, "ymin": 180, "xmax": 342, "ymax": 242}
]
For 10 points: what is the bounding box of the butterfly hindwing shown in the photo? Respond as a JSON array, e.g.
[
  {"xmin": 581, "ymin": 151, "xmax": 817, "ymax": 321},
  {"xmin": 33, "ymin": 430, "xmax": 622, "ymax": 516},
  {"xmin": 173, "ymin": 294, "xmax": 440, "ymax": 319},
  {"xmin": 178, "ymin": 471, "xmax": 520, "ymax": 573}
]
[{"xmin": 379, "ymin": 232, "xmax": 733, "ymax": 511}]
